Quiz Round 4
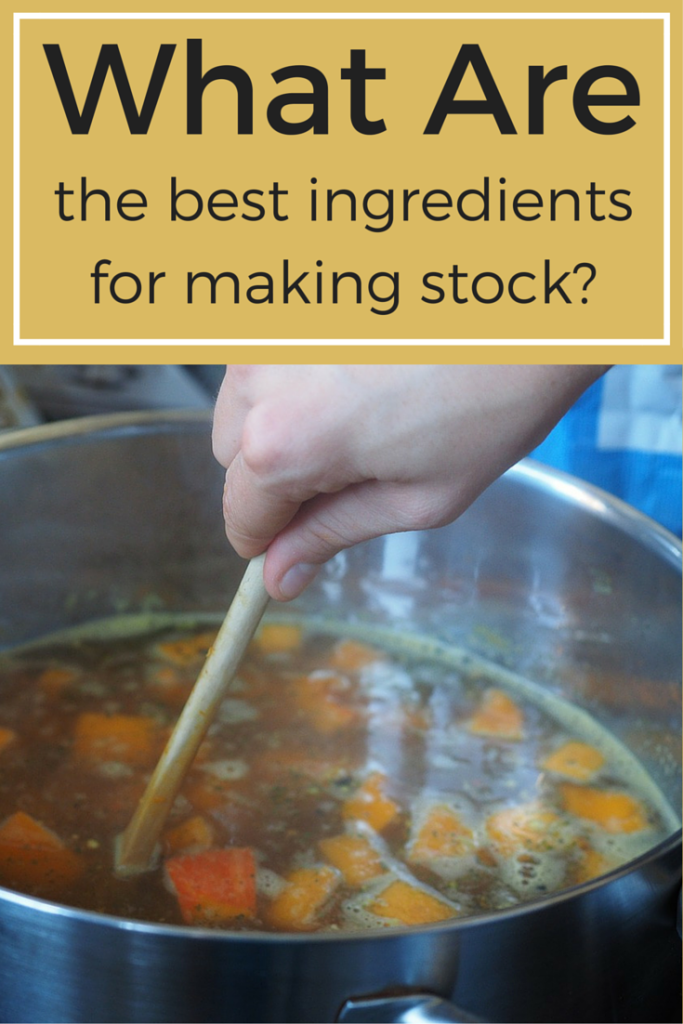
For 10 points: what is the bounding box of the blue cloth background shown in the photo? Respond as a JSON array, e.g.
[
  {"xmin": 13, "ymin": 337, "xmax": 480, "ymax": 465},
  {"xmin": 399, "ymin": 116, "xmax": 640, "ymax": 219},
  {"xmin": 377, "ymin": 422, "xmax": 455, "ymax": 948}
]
[{"xmin": 532, "ymin": 367, "xmax": 682, "ymax": 538}]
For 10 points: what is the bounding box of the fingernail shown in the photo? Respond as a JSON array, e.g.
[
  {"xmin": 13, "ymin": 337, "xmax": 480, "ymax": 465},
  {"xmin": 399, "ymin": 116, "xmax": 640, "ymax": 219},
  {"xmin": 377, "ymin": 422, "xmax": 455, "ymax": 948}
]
[{"xmin": 279, "ymin": 563, "xmax": 320, "ymax": 600}]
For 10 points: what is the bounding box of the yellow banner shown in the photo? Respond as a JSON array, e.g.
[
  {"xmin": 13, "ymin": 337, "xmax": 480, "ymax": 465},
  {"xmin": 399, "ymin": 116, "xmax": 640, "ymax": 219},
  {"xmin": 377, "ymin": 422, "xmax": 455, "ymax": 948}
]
[{"xmin": 5, "ymin": 2, "xmax": 682, "ymax": 362}]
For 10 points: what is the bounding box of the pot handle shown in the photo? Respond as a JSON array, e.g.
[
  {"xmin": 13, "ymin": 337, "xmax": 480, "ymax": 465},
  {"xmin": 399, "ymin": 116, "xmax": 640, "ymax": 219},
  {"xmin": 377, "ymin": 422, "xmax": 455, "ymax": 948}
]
[{"xmin": 337, "ymin": 992, "xmax": 484, "ymax": 1024}]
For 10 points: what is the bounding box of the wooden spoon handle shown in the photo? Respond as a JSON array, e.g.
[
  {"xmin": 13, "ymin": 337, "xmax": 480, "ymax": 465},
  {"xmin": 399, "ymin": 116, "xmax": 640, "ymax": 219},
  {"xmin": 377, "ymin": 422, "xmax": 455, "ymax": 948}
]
[{"xmin": 115, "ymin": 553, "xmax": 269, "ymax": 876}]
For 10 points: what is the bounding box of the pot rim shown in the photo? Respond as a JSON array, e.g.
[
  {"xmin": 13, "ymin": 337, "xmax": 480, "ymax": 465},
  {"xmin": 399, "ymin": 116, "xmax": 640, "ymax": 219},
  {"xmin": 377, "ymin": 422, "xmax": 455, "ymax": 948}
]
[
  {"xmin": 0, "ymin": 828, "xmax": 679, "ymax": 943},
  {"xmin": 0, "ymin": 408, "xmax": 680, "ymax": 567}
]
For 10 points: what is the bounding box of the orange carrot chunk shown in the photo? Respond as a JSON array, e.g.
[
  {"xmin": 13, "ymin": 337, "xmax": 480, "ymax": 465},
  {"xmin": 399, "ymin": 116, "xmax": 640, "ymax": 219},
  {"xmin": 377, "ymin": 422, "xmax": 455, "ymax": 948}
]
[
  {"xmin": 560, "ymin": 784, "xmax": 648, "ymax": 833},
  {"xmin": 292, "ymin": 672, "xmax": 358, "ymax": 734},
  {"xmin": 486, "ymin": 803, "xmax": 566, "ymax": 856},
  {"xmin": 367, "ymin": 880, "xmax": 455, "ymax": 926},
  {"xmin": 266, "ymin": 865, "xmax": 340, "ymax": 932},
  {"xmin": 408, "ymin": 805, "xmax": 475, "ymax": 864},
  {"xmin": 164, "ymin": 815, "xmax": 215, "ymax": 856},
  {"xmin": 37, "ymin": 666, "xmax": 80, "ymax": 698},
  {"xmin": 156, "ymin": 631, "xmax": 217, "ymax": 666},
  {"xmin": 0, "ymin": 811, "xmax": 84, "ymax": 893},
  {"xmin": 0, "ymin": 727, "xmax": 16, "ymax": 755},
  {"xmin": 342, "ymin": 772, "xmax": 400, "ymax": 832},
  {"xmin": 254, "ymin": 623, "xmax": 303, "ymax": 653},
  {"xmin": 542, "ymin": 741, "xmax": 604, "ymax": 781},
  {"xmin": 468, "ymin": 688, "xmax": 524, "ymax": 740},
  {"xmin": 165, "ymin": 847, "xmax": 256, "ymax": 925},
  {"xmin": 73, "ymin": 712, "xmax": 159, "ymax": 765},
  {"xmin": 328, "ymin": 639, "xmax": 381, "ymax": 671},
  {"xmin": 319, "ymin": 833, "xmax": 387, "ymax": 886}
]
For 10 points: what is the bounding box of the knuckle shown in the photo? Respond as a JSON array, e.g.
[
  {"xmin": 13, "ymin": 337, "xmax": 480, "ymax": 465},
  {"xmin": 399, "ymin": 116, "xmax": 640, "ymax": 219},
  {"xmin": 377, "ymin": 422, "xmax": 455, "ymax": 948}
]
[{"xmin": 240, "ymin": 402, "xmax": 294, "ymax": 480}]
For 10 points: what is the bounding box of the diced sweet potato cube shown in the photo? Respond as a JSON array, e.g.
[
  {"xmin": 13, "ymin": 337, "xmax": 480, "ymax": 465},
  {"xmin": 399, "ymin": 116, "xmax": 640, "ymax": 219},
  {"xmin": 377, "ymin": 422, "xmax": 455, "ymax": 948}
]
[
  {"xmin": 0, "ymin": 811, "xmax": 67, "ymax": 851},
  {"xmin": 73, "ymin": 712, "xmax": 159, "ymax": 765},
  {"xmin": 0, "ymin": 811, "xmax": 84, "ymax": 892},
  {"xmin": 319, "ymin": 833, "xmax": 386, "ymax": 886},
  {"xmin": 156, "ymin": 631, "xmax": 216, "ymax": 666},
  {"xmin": 293, "ymin": 672, "xmax": 358, "ymax": 734},
  {"xmin": 542, "ymin": 741, "xmax": 604, "ymax": 781},
  {"xmin": 254, "ymin": 623, "xmax": 303, "ymax": 653},
  {"xmin": 164, "ymin": 815, "xmax": 215, "ymax": 856},
  {"xmin": 0, "ymin": 727, "xmax": 16, "ymax": 755},
  {"xmin": 328, "ymin": 639, "xmax": 381, "ymax": 671},
  {"xmin": 367, "ymin": 879, "xmax": 455, "ymax": 925},
  {"xmin": 342, "ymin": 772, "xmax": 399, "ymax": 832},
  {"xmin": 37, "ymin": 666, "xmax": 79, "ymax": 698},
  {"xmin": 560, "ymin": 784, "xmax": 648, "ymax": 833},
  {"xmin": 300, "ymin": 698, "xmax": 356, "ymax": 734},
  {"xmin": 266, "ymin": 865, "xmax": 340, "ymax": 932},
  {"xmin": 468, "ymin": 688, "xmax": 524, "ymax": 740},
  {"xmin": 408, "ymin": 805, "xmax": 475, "ymax": 864},
  {"xmin": 165, "ymin": 847, "xmax": 256, "ymax": 925},
  {"xmin": 486, "ymin": 803, "xmax": 566, "ymax": 856}
]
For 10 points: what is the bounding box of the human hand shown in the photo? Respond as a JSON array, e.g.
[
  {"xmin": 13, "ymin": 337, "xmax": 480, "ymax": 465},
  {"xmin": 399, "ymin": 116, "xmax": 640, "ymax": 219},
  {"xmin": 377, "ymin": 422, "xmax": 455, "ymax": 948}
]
[{"xmin": 212, "ymin": 364, "xmax": 607, "ymax": 601}]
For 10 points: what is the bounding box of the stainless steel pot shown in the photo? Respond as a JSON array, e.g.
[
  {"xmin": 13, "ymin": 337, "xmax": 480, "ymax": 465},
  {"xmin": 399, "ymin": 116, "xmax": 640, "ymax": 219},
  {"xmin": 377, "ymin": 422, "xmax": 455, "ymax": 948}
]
[{"xmin": 0, "ymin": 411, "xmax": 680, "ymax": 1024}]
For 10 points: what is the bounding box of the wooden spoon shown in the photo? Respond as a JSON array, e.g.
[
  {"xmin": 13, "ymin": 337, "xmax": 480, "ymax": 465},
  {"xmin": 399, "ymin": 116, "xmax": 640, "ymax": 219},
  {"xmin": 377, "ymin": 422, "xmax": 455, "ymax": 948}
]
[{"xmin": 115, "ymin": 553, "xmax": 269, "ymax": 877}]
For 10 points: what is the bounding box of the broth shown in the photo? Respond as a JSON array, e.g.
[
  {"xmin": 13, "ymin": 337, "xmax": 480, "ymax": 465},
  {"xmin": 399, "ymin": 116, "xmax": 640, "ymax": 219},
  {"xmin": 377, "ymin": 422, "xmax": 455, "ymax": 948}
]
[{"xmin": 0, "ymin": 615, "xmax": 676, "ymax": 932}]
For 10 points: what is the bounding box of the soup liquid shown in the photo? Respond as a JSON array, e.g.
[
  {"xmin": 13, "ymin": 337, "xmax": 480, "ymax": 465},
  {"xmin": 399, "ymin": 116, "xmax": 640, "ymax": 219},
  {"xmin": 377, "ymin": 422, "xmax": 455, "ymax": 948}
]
[{"xmin": 0, "ymin": 616, "xmax": 676, "ymax": 932}]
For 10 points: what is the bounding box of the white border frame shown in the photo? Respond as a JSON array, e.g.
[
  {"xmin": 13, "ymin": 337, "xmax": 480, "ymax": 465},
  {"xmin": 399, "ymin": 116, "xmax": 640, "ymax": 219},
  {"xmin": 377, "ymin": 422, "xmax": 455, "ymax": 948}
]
[{"xmin": 13, "ymin": 11, "xmax": 672, "ymax": 346}]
